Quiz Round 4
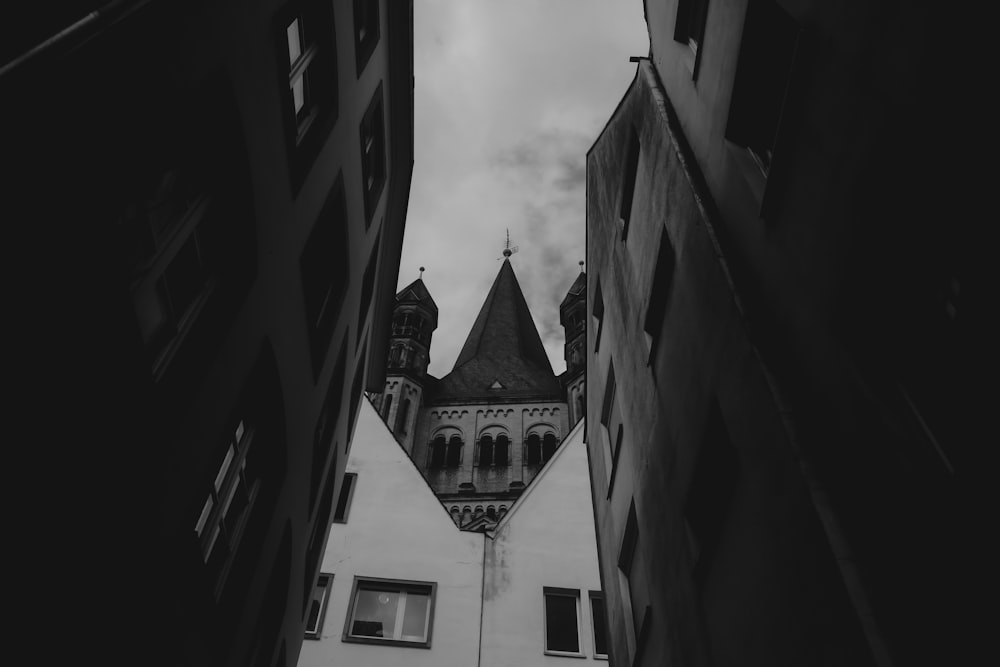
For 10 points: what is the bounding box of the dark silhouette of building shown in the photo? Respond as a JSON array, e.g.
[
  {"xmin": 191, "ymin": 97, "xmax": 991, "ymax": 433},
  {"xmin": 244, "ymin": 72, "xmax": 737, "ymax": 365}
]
[
  {"xmin": 585, "ymin": 2, "xmax": 983, "ymax": 667},
  {"xmin": 372, "ymin": 256, "xmax": 586, "ymax": 530},
  {"xmin": 4, "ymin": 2, "xmax": 413, "ymax": 666}
]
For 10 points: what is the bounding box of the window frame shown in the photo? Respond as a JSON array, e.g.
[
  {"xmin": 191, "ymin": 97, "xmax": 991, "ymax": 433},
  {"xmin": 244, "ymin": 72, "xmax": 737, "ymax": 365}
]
[
  {"xmin": 543, "ymin": 587, "xmax": 584, "ymax": 657},
  {"xmin": 359, "ymin": 82, "xmax": 387, "ymax": 226},
  {"xmin": 353, "ymin": 0, "xmax": 381, "ymax": 76},
  {"xmin": 674, "ymin": 0, "xmax": 710, "ymax": 77},
  {"xmin": 304, "ymin": 572, "xmax": 334, "ymax": 639},
  {"xmin": 343, "ymin": 576, "xmax": 437, "ymax": 648},
  {"xmin": 333, "ymin": 472, "xmax": 358, "ymax": 524},
  {"xmin": 589, "ymin": 591, "xmax": 609, "ymax": 660},
  {"xmin": 274, "ymin": 0, "xmax": 338, "ymax": 192}
]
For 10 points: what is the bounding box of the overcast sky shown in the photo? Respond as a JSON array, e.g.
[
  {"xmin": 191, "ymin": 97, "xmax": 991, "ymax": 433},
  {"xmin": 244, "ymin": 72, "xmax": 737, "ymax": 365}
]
[{"xmin": 397, "ymin": 0, "xmax": 649, "ymax": 378}]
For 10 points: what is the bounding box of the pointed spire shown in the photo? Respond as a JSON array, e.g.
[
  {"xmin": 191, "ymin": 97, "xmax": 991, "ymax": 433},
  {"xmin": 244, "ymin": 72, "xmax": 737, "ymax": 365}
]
[{"xmin": 433, "ymin": 259, "xmax": 560, "ymax": 400}]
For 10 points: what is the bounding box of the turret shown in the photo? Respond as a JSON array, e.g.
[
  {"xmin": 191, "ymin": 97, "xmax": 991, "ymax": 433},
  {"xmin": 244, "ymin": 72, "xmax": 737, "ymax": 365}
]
[{"xmin": 559, "ymin": 262, "xmax": 587, "ymax": 425}]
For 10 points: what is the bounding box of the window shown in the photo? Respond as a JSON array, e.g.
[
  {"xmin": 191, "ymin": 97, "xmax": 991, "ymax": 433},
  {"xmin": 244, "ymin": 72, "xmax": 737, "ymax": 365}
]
[
  {"xmin": 544, "ymin": 588, "xmax": 582, "ymax": 656},
  {"xmin": 311, "ymin": 339, "xmax": 347, "ymax": 512},
  {"xmin": 345, "ymin": 577, "xmax": 436, "ymax": 647},
  {"xmin": 619, "ymin": 126, "xmax": 640, "ymax": 242},
  {"xmin": 381, "ymin": 393, "xmax": 392, "ymax": 421},
  {"xmin": 478, "ymin": 435, "xmax": 494, "ymax": 466},
  {"xmin": 592, "ymin": 276, "xmax": 605, "ymax": 352},
  {"xmin": 685, "ymin": 398, "xmax": 738, "ymax": 590},
  {"xmin": 360, "ymin": 84, "xmax": 387, "ymax": 225},
  {"xmin": 644, "ymin": 226, "xmax": 676, "ymax": 364},
  {"xmin": 353, "ymin": 0, "xmax": 380, "ymax": 75},
  {"xmin": 305, "ymin": 573, "xmax": 333, "ymax": 639},
  {"xmin": 495, "ymin": 434, "xmax": 510, "ymax": 466},
  {"xmin": 446, "ymin": 436, "xmax": 463, "ymax": 467},
  {"xmin": 618, "ymin": 501, "xmax": 650, "ymax": 660},
  {"xmin": 725, "ymin": 0, "xmax": 801, "ymax": 178},
  {"xmin": 194, "ymin": 417, "xmax": 261, "ymax": 600},
  {"xmin": 347, "ymin": 343, "xmax": 368, "ymax": 441},
  {"xmin": 357, "ymin": 231, "xmax": 381, "ymax": 345},
  {"xmin": 525, "ymin": 433, "xmax": 542, "ymax": 465},
  {"xmin": 395, "ymin": 398, "xmax": 411, "ymax": 436},
  {"xmin": 276, "ymin": 0, "xmax": 338, "ymax": 189},
  {"xmin": 542, "ymin": 433, "xmax": 558, "ymax": 462},
  {"xmin": 589, "ymin": 592, "xmax": 609, "ymax": 659},
  {"xmin": 600, "ymin": 362, "xmax": 625, "ymax": 495},
  {"xmin": 333, "ymin": 472, "xmax": 357, "ymax": 523},
  {"xmin": 429, "ymin": 436, "xmax": 446, "ymax": 468},
  {"xmin": 300, "ymin": 175, "xmax": 349, "ymax": 376},
  {"xmin": 674, "ymin": 0, "xmax": 709, "ymax": 76}
]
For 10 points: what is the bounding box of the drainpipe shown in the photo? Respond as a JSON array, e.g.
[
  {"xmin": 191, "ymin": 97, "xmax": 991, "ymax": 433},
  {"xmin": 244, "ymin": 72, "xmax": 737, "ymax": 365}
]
[{"xmin": 0, "ymin": 1, "xmax": 153, "ymax": 81}]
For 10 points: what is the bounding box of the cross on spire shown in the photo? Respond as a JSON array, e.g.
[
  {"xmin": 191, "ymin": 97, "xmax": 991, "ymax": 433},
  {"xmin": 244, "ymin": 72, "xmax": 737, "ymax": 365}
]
[{"xmin": 502, "ymin": 228, "xmax": 519, "ymax": 258}]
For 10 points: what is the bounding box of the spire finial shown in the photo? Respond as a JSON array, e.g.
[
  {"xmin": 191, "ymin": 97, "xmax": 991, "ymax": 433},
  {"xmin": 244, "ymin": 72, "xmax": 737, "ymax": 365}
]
[
  {"xmin": 501, "ymin": 228, "xmax": 518, "ymax": 259},
  {"xmin": 419, "ymin": 266, "xmax": 425, "ymax": 279},
  {"xmin": 579, "ymin": 260, "xmax": 584, "ymax": 272}
]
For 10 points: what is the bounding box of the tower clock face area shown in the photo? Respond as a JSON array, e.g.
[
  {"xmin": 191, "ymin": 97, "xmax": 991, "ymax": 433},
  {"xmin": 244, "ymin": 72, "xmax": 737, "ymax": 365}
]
[{"xmin": 376, "ymin": 256, "xmax": 585, "ymax": 531}]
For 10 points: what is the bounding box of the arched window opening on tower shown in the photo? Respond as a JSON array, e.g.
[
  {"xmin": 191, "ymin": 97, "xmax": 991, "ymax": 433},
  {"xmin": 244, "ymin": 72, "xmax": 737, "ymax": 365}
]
[
  {"xmin": 542, "ymin": 433, "xmax": 558, "ymax": 462},
  {"xmin": 487, "ymin": 505, "xmax": 496, "ymax": 520},
  {"xmin": 381, "ymin": 394, "xmax": 392, "ymax": 421},
  {"xmin": 446, "ymin": 436, "xmax": 463, "ymax": 467},
  {"xmin": 576, "ymin": 395, "xmax": 585, "ymax": 421},
  {"xmin": 388, "ymin": 345, "xmax": 402, "ymax": 368},
  {"xmin": 429, "ymin": 436, "xmax": 446, "ymax": 468},
  {"xmin": 495, "ymin": 434, "xmax": 510, "ymax": 466},
  {"xmin": 526, "ymin": 433, "xmax": 542, "ymax": 465},
  {"xmin": 395, "ymin": 398, "xmax": 410, "ymax": 436},
  {"xmin": 478, "ymin": 435, "xmax": 494, "ymax": 466}
]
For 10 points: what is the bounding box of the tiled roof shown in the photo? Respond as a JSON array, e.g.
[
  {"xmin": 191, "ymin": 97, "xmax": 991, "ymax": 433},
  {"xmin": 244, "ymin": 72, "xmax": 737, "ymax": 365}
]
[
  {"xmin": 559, "ymin": 270, "xmax": 586, "ymax": 310},
  {"xmin": 395, "ymin": 277, "xmax": 438, "ymax": 313},
  {"xmin": 431, "ymin": 259, "xmax": 561, "ymax": 401}
]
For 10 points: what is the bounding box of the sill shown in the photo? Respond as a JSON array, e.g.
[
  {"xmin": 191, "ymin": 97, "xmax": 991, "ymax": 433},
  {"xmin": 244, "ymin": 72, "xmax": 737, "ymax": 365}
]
[
  {"xmin": 304, "ymin": 633, "xmax": 321, "ymax": 641},
  {"xmin": 343, "ymin": 635, "xmax": 430, "ymax": 649},
  {"xmin": 544, "ymin": 650, "xmax": 586, "ymax": 659},
  {"xmin": 594, "ymin": 654, "xmax": 609, "ymax": 661},
  {"xmin": 725, "ymin": 140, "xmax": 767, "ymax": 211},
  {"xmin": 680, "ymin": 41, "xmax": 698, "ymax": 78}
]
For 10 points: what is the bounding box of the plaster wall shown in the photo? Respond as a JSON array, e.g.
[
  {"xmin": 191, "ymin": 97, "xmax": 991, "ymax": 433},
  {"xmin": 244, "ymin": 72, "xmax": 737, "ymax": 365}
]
[
  {"xmin": 481, "ymin": 419, "xmax": 606, "ymax": 666},
  {"xmin": 585, "ymin": 65, "xmax": 871, "ymax": 667},
  {"xmin": 297, "ymin": 398, "xmax": 483, "ymax": 667}
]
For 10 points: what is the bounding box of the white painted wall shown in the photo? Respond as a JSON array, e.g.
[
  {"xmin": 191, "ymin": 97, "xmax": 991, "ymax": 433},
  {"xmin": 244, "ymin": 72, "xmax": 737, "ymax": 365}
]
[
  {"xmin": 481, "ymin": 419, "xmax": 607, "ymax": 666},
  {"xmin": 297, "ymin": 398, "xmax": 483, "ymax": 667}
]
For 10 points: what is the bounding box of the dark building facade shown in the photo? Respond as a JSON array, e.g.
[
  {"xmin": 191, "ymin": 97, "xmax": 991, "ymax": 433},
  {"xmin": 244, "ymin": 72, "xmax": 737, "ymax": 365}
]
[
  {"xmin": 372, "ymin": 257, "xmax": 586, "ymax": 531},
  {"xmin": 586, "ymin": 2, "xmax": 982, "ymax": 667},
  {"xmin": 5, "ymin": 2, "xmax": 413, "ymax": 666}
]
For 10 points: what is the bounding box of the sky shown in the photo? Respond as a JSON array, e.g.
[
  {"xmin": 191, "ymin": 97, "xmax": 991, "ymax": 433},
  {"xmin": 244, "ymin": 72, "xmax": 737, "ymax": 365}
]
[{"xmin": 397, "ymin": 0, "xmax": 649, "ymax": 378}]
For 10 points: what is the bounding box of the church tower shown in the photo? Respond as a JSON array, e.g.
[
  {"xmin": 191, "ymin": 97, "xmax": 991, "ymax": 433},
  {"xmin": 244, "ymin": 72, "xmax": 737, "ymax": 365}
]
[
  {"xmin": 374, "ymin": 270, "xmax": 437, "ymax": 453},
  {"xmin": 560, "ymin": 263, "xmax": 587, "ymax": 427},
  {"xmin": 374, "ymin": 244, "xmax": 586, "ymax": 532}
]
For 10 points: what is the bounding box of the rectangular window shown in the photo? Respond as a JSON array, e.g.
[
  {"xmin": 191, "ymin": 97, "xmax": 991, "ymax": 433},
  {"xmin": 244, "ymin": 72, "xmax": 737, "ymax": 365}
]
[
  {"xmin": 360, "ymin": 83, "xmax": 387, "ymax": 225},
  {"xmin": 333, "ymin": 472, "xmax": 357, "ymax": 523},
  {"xmin": 345, "ymin": 577, "xmax": 436, "ymax": 647},
  {"xmin": 300, "ymin": 174, "xmax": 349, "ymax": 376},
  {"xmin": 592, "ymin": 276, "xmax": 605, "ymax": 352},
  {"xmin": 276, "ymin": 0, "xmax": 338, "ymax": 190},
  {"xmin": 644, "ymin": 226, "xmax": 676, "ymax": 364},
  {"xmin": 618, "ymin": 500, "xmax": 650, "ymax": 660},
  {"xmin": 194, "ymin": 416, "xmax": 260, "ymax": 601},
  {"xmin": 356, "ymin": 230, "xmax": 381, "ymax": 345},
  {"xmin": 353, "ymin": 0, "xmax": 380, "ymax": 75},
  {"xmin": 619, "ymin": 126, "xmax": 640, "ymax": 242},
  {"xmin": 674, "ymin": 0, "xmax": 709, "ymax": 76},
  {"xmin": 685, "ymin": 397, "xmax": 739, "ymax": 590},
  {"xmin": 725, "ymin": 0, "xmax": 801, "ymax": 178},
  {"xmin": 600, "ymin": 362, "xmax": 624, "ymax": 496},
  {"xmin": 589, "ymin": 591, "xmax": 609, "ymax": 659},
  {"xmin": 544, "ymin": 588, "xmax": 582, "ymax": 656},
  {"xmin": 305, "ymin": 573, "xmax": 333, "ymax": 639}
]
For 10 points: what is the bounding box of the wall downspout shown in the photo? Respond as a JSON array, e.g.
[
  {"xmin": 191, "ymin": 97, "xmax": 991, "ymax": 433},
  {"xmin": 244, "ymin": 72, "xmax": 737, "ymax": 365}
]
[{"xmin": 478, "ymin": 531, "xmax": 487, "ymax": 667}]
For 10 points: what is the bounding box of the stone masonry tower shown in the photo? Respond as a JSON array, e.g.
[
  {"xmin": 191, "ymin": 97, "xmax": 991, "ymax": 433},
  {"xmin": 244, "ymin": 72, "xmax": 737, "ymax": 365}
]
[
  {"xmin": 560, "ymin": 264, "xmax": 587, "ymax": 427},
  {"xmin": 375, "ymin": 271, "xmax": 437, "ymax": 453}
]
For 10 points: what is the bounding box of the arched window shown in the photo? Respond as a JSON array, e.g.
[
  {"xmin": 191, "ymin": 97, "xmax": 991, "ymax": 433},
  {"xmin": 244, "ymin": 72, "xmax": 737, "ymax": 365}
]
[
  {"xmin": 495, "ymin": 434, "xmax": 509, "ymax": 466},
  {"xmin": 575, "ymin": 394, "xmax": 584, "ymax": 420},
  {"xmin": 381, "ymin": 394, "xmax": 392, "ymax": 421},
  {"xmin": 395, "ymin": 398, "xmax": 410, "ymax": 436},
  {"xmin": 542, "ymin": 433, "xmax": 558, "ymax": 461},
  {"xmin": 486, "ymin": 505, "xmax": 496, "ymax": 520},
  {"xmin": 478, "ymin": 435, "xmax": 494, "ymax": 466},
  {"xmin": 526, "ymin": 434, "xmax": 541, "ymax": 465},
  {"xmin": 388, "ymin": 345, "xmax": 402, "ymax": 367},
  {"xmin": 446, "ymin": 436, "xmax": 463, "ymax": 467},
  {"xmin": 429, "ymin": 436, "xmax": 446, "ymax": 468}
]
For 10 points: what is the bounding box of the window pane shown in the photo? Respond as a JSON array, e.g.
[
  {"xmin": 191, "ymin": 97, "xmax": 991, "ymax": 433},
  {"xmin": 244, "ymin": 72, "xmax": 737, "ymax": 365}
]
[
  {"xmin": 292, "ymin": 75, "xmax": 305, "ymax": 115},
  {"xmin": 352, "ymin": 588, "xmax": 399, "ymax": 638},
  {"xmin": 286, "ymin": 19, "xmax": 302, "ymax": 64},
  {"xmin": 214, "ymin": 445, "xmax": 236, "ymax": 491},
  {"xmin": 546, "ymin": 594, "xmax": 579, "ymax": 653},
  {"xmin": 306, "ymin": 576, "xmax": 329, "ymax": 634},
  {"xmin": 401, "ymin": 591, "xmax": 429, "ymax": 640},
  {"xmin": 194, "ymin": 496, "xmax": 214, "ymax": 536},
  {"xmin": 591, "ymin": 596, "xmax": 608, "ymax": 656}
]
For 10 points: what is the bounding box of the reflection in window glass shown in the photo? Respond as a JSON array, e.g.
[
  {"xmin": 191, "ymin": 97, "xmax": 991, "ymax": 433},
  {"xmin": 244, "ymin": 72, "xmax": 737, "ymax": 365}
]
[{"xmin": 352, "ymin": 588, "xmax": 399, "ymax": 638}]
